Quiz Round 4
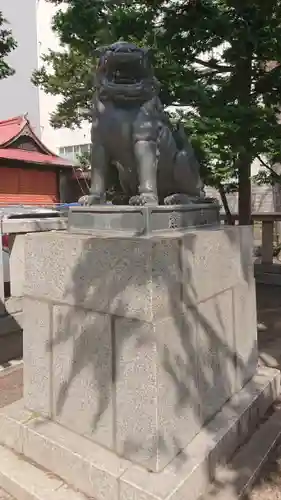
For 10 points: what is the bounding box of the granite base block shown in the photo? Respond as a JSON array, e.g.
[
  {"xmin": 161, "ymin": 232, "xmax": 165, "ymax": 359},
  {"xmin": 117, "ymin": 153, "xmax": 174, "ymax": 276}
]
[
  {"xmin": 0, "ymin": 445, "xmax": 88, "ymax": 500},
  {"xmin": 0, "ymin": 367, "xmax": 279, "ymax": 500},
  {"xmin": 23, "ymin": 225, "xmax": 258, "ymax": 472}
]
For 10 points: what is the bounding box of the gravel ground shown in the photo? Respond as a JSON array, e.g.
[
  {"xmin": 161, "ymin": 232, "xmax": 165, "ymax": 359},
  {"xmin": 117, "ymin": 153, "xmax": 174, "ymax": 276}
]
[
  {"xmin": 249, "ymin": 443, "xmax": 281, "ymax": 500},
  {"xmin": 241, "ymin": 283, "xmax": 281, "ymax": 499}
]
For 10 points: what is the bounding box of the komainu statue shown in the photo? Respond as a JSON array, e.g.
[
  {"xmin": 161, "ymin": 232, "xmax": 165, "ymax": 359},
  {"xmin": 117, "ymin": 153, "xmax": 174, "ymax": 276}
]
[{"xmin": 83, "ymin": 41, "xmax": 205, "ymax": 206}]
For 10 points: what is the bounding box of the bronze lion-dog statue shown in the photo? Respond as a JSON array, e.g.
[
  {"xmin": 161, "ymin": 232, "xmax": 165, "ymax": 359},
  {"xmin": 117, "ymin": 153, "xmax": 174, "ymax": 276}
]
[{"xmin": 82, "ymin": 41, "xmax": 205, "ymax": 206}]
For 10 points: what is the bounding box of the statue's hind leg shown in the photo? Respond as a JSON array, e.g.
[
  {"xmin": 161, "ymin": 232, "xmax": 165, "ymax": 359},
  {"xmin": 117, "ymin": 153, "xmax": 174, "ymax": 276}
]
[{"xmin": 164, "ymin": 149, "xmax": 204, "ymax": 205}]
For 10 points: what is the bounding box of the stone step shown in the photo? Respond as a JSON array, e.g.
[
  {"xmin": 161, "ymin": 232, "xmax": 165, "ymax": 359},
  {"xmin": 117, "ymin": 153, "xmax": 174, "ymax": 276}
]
[
  {"xmin": 0, "ymin": 445, "xmax": 89, "ymax": 500},
  {"xmin": 0, "ymin": 367, "xmax": 279, "ymax": 500},
  {"xmin": 0, "ymin": 399, "xmax": 130, "ymax": 500},
  {"xmin": 201, "ymin": 408, "xmax": 281, "ymax": 499}
]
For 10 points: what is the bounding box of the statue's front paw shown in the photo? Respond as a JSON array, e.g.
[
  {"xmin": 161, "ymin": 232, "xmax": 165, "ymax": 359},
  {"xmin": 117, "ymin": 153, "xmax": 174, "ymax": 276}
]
[
  {"xmin": 129, "ymin": 193, "xmax": 159, "ymax": 206},
  {"xmin": 79, "ymin": 194, "xmax": 105, "ymax": 206}
]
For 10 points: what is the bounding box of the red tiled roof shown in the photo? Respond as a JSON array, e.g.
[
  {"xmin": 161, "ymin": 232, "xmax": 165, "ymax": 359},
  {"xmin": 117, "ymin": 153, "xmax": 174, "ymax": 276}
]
[
  {"xmin": 0, "ymin": 115, "xmax": 75, "ymax": 168},
  {"xmin": 0, "ymin": 116, "xmax": 26, "ymax": 146},
  {"xmin": 0, "ymin": 148, "xmax": 73, "ymax": 168}
]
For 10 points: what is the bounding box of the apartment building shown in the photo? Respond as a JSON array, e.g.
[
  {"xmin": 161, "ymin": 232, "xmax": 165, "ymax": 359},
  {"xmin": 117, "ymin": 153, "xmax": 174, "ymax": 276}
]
[
  {"xmin": 0, "ymin": 0, "xmax": 40, "ymax": 136},
  {"xmin": 0, "ymin": 0, "xmax": 90, "ymax": 157},
  {"xmin": 37, "ymin": 0, "xmax": 91, "ymax": 157}
]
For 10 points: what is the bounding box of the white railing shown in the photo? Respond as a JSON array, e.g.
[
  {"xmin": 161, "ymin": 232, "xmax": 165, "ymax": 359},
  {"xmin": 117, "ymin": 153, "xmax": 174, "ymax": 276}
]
[{"xmin": 222, "ymin": 212, "xmax": 281, "ymax": 284}]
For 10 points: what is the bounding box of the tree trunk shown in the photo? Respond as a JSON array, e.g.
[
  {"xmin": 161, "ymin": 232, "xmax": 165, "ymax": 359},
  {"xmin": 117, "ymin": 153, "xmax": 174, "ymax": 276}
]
[
  {"xmin": 235, "ymin": 46, "xmax": 253, "ymax": 226},
  {"xmin": 238, "ymin": 154, "xmax": 252, "ymax": 225},
  {"xmin": 272, "ymin": 162, "xmax": 281, "ymax": 243},
  {"xmin": 218, "ymin": 184, "xmax": 235, "ymax": 225}
]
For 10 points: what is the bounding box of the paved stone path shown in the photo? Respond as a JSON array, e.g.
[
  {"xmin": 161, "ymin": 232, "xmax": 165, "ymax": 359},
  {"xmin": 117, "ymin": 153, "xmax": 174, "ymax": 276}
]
[
  {"xmin": 0, "ymin": 363, "xmax": 23, "ymax": 500},
  {"xmin": 250, "ymin": 443, "xmax": 281, "ymax": 499},
  {"xmin": 0, "ymin": 489, "xmax": 13, "ymax": 500},
  {"xmin": 0, "ymin": 363, "xmax": 23, "ymax": 409},
  {"xmin": 256, "ymin": 283, "xmax": 281, "ymax": 372},
  {"xmin": 246, "ymin": 283, "xmax": 281, "ymax": 499}
]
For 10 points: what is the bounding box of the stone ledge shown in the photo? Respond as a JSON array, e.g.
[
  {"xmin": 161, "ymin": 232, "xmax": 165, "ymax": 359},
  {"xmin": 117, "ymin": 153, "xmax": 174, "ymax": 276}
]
[
  {"xmin": 0, "ymin": 445, "xmax": 88, "ymax": 500},
  {"xmin": 4, "ymin": 298, "xmax": 23, "ymax": 316},
  {"xmin": 68, "ymin": 204, "xmax": 220, "ymax": 236},
  {"xmin": 2, "ymin": 217, "xmax": 67, "ymax": 235},
  {"xmin": 0, "ymin": 400, "xmax": 130, "ymax": 500},
  {"xmin": 0, "ymin": 367, "xmax": 279, "ymax": 500}
]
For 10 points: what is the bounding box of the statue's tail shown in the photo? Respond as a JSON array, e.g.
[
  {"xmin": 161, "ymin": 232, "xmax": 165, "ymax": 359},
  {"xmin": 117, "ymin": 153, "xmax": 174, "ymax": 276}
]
[
  {"xmin": 174, "ymin": 122, "xmax": 204, "ymax": 198},
  {"xmin": 175, "ymin": 123, "xmax": 201, "ymax": 174}
]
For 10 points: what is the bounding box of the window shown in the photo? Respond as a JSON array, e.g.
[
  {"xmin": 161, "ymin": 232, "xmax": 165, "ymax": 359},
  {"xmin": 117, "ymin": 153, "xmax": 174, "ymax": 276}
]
[
  {"xmin": 80, "ymin": 143, "xmax": 91, "ymax": 154},
  {"xmin": 59, "ymin": 143, "xmax": 91, "ymax": 160}
]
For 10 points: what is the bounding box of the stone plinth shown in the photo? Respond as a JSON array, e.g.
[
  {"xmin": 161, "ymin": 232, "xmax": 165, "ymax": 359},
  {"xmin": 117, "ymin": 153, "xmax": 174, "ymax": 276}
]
[
  {"xmin": 23, "ymin": 225, "xmax": 258, "ymax": 473},
  {"xmin": 68, "ymin": 203, "xmax": 220, "ymax": 235},
  {"xmin": 0, "ymin": 368, "xmax": 279, "ymax": 500}
]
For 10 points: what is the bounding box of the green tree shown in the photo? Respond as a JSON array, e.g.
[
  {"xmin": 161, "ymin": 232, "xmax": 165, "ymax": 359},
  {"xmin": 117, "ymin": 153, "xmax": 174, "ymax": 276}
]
[
  {"xmin": 33, "ymin": 0, "xmax": 281, "ymax": 224},
  {"xmin": 76, "ymin": 151, "xmax": 91, "ymax": 171},
  {"xmin": 0, "ymin": 12, "xmax": 17, "ymax": 79}
]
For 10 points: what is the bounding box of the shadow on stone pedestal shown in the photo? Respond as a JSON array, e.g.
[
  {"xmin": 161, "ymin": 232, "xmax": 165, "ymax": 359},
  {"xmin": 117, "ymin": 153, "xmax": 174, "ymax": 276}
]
[{"xmin": 0, "ymin": 223, "xmax": 279, "ymax": 500}]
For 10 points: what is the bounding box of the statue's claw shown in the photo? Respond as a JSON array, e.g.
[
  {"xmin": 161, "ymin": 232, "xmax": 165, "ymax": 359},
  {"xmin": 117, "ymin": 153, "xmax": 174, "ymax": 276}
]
[
  {"xmin": 79, "ymin": 194, "xmax": 105, "ymax": 206},
  {"xmin": 129, "ymin": 193, "xmax": 159, "ymax": 206}
]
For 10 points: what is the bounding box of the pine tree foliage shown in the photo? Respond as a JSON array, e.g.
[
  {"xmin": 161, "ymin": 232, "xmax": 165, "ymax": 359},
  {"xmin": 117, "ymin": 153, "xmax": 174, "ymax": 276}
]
[{"xmin": 33, "ymin": 0, "xmax": 281, "ymax": 222}]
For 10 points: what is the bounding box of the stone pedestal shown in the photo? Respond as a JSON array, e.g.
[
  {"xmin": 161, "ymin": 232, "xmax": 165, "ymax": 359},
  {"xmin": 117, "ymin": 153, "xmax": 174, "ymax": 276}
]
[
  {"xmin": 67, "ymin": 204, "xmax": 220, "ymax": 235},
  {"xmin": 23, "ymin": 225, "xmax": 257, "ymax": 473},
  {"xmin": 0, "ymin": 224, "xmax": 279, "ymax": 500}
]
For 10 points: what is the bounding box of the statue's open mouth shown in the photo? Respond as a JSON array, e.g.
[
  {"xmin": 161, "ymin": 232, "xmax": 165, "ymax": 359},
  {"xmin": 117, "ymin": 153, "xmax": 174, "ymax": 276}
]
[{"xmin": 105, "ymin": 55, "xmax": 146, "ymax": 86}]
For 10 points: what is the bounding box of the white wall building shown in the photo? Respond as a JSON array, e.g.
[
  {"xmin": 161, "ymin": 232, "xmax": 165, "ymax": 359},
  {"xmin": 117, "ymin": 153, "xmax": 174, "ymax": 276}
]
[
  {"xmin": 0, "ymin": 0, "xmax": 90, "ymax": 157},
  {"xmin": 0, "ymin": 0, "xmax": 40, "ymax": 136},
  {"xmin": 36, "ymin": 0, "xmax": 91, "ymax": 157}
]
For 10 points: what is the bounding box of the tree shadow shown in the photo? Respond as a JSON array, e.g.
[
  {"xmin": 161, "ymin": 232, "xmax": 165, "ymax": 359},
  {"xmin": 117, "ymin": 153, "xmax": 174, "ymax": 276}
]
[{"xmin": 44, "ymin": 224, "xmax": 268, "ymax": 495}]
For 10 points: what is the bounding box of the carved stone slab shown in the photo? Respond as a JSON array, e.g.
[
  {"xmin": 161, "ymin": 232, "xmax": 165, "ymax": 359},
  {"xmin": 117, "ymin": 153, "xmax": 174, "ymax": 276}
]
[{"xmin": 67, "ymin": 204, "xmax": 220, "ymax": 235}]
